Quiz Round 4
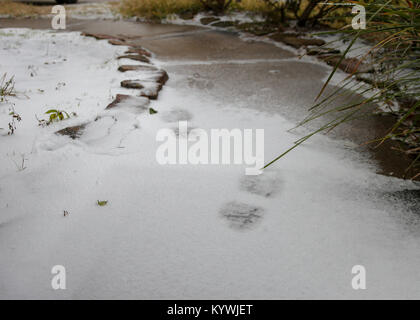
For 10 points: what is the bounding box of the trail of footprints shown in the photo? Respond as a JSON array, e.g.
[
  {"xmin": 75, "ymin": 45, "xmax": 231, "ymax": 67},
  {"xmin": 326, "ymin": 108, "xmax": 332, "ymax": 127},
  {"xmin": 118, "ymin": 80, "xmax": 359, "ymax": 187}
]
[
  {"xmin": 220, "ymin": 172, "xmax": 280, "ymax": 230},
  {"xmin": 157, "ymin": 106, "xmax": 279, "ymax": 231},
  {"xmin": 55, "ymin": 33, "xmax": 278, "ymax": 231}
]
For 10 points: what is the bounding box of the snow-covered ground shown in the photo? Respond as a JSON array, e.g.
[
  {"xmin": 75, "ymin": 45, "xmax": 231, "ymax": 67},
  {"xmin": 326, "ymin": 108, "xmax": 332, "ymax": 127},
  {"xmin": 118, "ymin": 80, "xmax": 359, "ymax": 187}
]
[
  {"xmin": 0, "ymin": 28, "xmax": 420, "ymax": 299},
  {"xmin": 65, "ymin": 3, "xmax": 119, "ymax": 21}
]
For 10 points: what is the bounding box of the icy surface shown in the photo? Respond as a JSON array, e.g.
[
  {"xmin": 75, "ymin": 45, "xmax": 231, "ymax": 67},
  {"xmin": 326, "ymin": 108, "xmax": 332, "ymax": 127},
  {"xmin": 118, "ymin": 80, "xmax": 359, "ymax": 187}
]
[{"xmin": 0, "ymin": 29, "xmax": 420, "ymax": 299}]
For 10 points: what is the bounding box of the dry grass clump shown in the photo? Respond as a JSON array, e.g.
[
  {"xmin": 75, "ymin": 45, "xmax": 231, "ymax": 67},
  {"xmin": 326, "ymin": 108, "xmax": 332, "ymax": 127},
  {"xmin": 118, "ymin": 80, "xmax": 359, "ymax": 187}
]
[
  {"xmin": 119, "ymin": 0, "xmax": 202, "ymax": 20},
  {"xmin": 0, "ymin": 0, "xmax": 52, "ymax": 17},
  {"xmin": 233, "ymin": 0, "xmax": 270, "ymax": 14}
]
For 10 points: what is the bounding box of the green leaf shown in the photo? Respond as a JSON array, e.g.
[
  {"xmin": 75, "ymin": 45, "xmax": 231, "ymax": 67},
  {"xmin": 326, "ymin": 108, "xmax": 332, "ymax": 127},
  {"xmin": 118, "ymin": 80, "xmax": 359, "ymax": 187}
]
[
  {"xmin": 97, "ymin": 200, "xmax": 108, "ymax": 207},
  {"xmin": 149, "ymin": 108, "xmax": 158, "ymax": 115},
  {"xmin": 45, "ymin": 109, "xmax": 58, "ymax": 114}
]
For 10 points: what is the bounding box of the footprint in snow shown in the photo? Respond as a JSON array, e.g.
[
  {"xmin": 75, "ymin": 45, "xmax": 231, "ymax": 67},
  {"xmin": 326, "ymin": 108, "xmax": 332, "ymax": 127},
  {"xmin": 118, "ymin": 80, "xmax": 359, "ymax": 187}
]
[
  {"xmin": 239, "ymin": 171, "xmax": 281, "ymax": 198},
  {"xmin": 172, "ymin": 125, "xmax": 199, "ymax": 139},
  {"xmin": 219, "ymin": 201, "xmax": 264, "ymax": 230},
  {"xmin": 160, "ymin": 109, "xmax": 193, "ymax": 123},
  {"xmin": 78, "ymin": 114, "xmax": 143, "ymax": 154},
  {"xmin": 41, "ymin": 112, "xmax": 143, "ymax": 155},
  {"xmin": 187, "ymin": 73, "xmax": 214, "ymax": 90}
]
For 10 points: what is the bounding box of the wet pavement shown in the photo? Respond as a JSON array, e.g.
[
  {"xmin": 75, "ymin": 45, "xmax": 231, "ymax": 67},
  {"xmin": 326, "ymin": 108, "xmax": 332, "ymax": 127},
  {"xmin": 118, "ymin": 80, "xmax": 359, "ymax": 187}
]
[
  {"xmin": 1, "ymin": 10, "xmax": 420, "ymax": 300},
  {"xmin": 0, "ymin": 16, "xmax": 418, "ymax": 179}
]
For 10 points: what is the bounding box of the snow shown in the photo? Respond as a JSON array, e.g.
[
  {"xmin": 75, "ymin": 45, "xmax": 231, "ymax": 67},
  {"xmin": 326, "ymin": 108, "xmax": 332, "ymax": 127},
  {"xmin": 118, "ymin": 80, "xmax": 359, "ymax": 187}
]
[
  {"xmin": 313, "ymin": 32, "xmax": 373, "ymax": 59},
  {"xmin": 1, "ymin": 28, "xmax": 420, "ymax": 299},
  {"xmin": 165, "ymin": 11, "xmax": 265, "ymax": 26},
  {"xmin": 163, "ymin": 12, "xmax": 409, "ymax": 113},
  {"xmin": 65, "ymin": 3, "xmax": 119, "ymax": 21}
]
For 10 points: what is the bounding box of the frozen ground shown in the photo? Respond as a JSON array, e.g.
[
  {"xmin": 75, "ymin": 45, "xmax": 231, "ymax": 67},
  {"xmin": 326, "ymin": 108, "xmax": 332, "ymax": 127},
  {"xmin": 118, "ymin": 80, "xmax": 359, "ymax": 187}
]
[{"xmin": 0, "ymin": 28, "xmax": 420, "ymax": 299}]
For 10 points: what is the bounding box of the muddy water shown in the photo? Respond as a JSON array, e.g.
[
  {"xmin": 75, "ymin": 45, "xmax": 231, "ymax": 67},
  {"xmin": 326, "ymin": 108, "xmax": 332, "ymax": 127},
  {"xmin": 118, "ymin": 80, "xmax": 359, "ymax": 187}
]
[{"xmin": 0, "ymin": 17, "xmax": 418, "ymax": 180}]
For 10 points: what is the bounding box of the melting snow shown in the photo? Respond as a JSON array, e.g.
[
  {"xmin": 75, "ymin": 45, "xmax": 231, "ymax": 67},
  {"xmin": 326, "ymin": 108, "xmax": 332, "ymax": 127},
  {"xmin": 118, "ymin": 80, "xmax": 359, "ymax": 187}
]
[{"xmin": 0, "ymin": 28, "xmax": 419, "ymax": 299}]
